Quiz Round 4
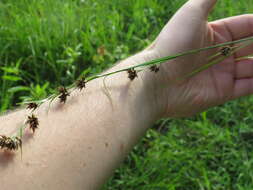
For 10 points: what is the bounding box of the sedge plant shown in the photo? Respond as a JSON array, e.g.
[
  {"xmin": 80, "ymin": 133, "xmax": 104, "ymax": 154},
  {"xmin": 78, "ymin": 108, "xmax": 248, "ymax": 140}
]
[{"xmin": 1, "ymin": 35, "xmax": 253, "ymax": 155}]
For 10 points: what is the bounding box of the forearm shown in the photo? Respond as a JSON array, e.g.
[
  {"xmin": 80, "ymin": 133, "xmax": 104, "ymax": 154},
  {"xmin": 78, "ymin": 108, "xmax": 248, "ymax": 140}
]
[{"xmin": 0, "ymin": 50, "xmax": 162, "ymax": 190}]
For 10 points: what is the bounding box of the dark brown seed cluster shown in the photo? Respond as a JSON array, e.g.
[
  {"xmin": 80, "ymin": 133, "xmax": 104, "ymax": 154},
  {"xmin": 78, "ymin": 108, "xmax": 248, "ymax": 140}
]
[
  {"xmin": 149, "ymin": 65, "xmax": 160, "ymax": 73},
  {"xmin": 26, "ymin": 114, "xmax": 39, "ymax": 133},
  {"xmin": 58, "ymin": 86, "xmax": 70, "ymax": 103},
  {"xmin": 76, "ymin": 77, "xmax": 86, "ymax": 91},
  {"xmin": 0, "ymin": 135, "xmax": 22, "ymax": 151},
  {"xmin": 26, "ymin": 102, "xmax": 38, "ymax": 111},
  {"xmin": 127, "ymin": 68, "xmax": 138, "ymax": 81},
  {"xmin": 221, "ymin": 46, "xmax": 231, "ymax": 56}
]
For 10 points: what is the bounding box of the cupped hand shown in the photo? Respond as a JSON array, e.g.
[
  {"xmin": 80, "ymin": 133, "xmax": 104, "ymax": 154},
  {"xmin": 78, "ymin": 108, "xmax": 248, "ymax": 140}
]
[{"xmin": 148, "ymin": 0, "xmax": 253, "ymax": 117}]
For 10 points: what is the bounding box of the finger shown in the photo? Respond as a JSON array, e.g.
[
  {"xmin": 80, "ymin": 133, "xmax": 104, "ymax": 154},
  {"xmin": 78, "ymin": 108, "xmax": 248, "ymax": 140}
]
[
  {"xmin": 235, "ymin": 59, "xmax": 253, "ymax": 79},
  {"xmin": 232, "ymin": 78, "xmax": 253, "ymax": 99},
  {"xmin": 210, "ymin": 14, "xmax": 253, "ymax": 41}
]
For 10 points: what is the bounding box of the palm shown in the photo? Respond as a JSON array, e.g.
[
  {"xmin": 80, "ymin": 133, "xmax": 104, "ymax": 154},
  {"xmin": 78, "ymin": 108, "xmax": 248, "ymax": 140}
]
[
  {"xmin": 188, "ymin": 17, "xmax": 253, "ymax": 109},
  {"xmin": 186, "ymin": 24, "xmax": 237, "ymax": 110},
  {"xmin": 152, "ymin": 2, "xmax": 253, "ymax": 116}
]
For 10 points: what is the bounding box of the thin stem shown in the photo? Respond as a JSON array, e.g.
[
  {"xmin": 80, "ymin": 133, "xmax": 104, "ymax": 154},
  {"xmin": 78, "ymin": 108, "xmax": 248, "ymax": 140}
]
[
  {"xmin": 183, "ymin": 40, "xmax": 253, "ymax": 79},
  {"xmin": 86, "ymin": 36, "xmax": 253, "ymax": 83},
  {"xmin": 8, "ymin": 36, "xmax": 253, "ymax": 142},
  {"xmin": 236, "ymin": 53, "xmax": 253, "ymax": 61}
]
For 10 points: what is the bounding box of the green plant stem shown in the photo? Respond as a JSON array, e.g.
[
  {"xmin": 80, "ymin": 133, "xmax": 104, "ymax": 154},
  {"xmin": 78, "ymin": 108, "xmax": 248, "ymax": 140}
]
[
  {"xmin": 86, "ymin": 36, "xmax": 253, "ymax": 82},
  {"xmin": 183, "ymin": 40, "xmax": 253, "ymax": 79},
  {"xmin": 15, "ymin": 36, "xmax": 253, "ymax": 112},
  {"xmin": 10, "ymin": 36, "xmax": 253, "ymax": 141},
  {"xmin": 21, "ymin": 35, "xmax": 253, "ymax": 106},
  {"xmin": 236, "ymin": 53, "xmax": 253, "ymax": 61}
]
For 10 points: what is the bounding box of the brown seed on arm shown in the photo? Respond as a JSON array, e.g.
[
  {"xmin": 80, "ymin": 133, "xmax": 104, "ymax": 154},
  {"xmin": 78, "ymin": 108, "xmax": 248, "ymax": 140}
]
[
  {"xmin": 26, "ymin": 114, "xmax": 39, "ymax": 133},
  {"xmin": 149, "ymin": 65, "xmax": 160, "ymax": 73},
  {"xmin": 0, "ymin": 135, "xmax": 22, "ymax": 151},
  {"xmin": 26, "ymin": 103, "xmax": 38, "ymax": 111},
  {"xmin": 76, "ymin": 77, "xmax": 86, "ymax": 91},
  {"xmin": 220, "ymin": 46, "xmax": 231, "ymax": 56},
  {"xmin": 127, "ymin": 68, "xmax": 138, "ymax": 81},
  {"xmin": 58, "ymin": 86, "xmax": 70, "ymax": 104}
]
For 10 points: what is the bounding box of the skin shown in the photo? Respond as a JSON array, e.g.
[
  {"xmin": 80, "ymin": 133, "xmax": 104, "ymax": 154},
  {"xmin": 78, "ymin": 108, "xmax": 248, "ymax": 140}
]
[{"xmin": 1, "ymin": 0, "xmax": 253, "ymax": 189}]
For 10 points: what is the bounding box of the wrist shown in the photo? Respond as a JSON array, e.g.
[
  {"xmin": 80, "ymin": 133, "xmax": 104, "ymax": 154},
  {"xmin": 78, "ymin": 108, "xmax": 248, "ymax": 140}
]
[{"xmin": 111, "ymin": 50, "xmax": 168, "ymax": 120}]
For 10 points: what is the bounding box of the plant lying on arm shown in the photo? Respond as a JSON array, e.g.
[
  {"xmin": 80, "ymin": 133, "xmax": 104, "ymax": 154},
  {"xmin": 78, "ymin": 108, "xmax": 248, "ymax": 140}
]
[{"xmin": 1, "ymin": 35, "xmax": 253, "ymax": 155}]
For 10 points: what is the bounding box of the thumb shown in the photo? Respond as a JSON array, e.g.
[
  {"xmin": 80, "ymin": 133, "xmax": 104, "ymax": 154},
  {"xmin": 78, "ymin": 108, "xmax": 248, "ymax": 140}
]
[
  {"xmin": 187, "ymin": 0, "xmax": 217, "ymax": 18},
  {"xmin": 151, "ymin": 0, "xmax": 217, "ymax": 57}
]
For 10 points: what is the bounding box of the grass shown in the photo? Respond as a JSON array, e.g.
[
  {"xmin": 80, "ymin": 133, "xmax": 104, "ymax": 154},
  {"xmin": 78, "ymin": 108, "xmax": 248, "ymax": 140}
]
[{"xmin": 1, "ymin": 0, "xmax": 253, "ymax": 189}]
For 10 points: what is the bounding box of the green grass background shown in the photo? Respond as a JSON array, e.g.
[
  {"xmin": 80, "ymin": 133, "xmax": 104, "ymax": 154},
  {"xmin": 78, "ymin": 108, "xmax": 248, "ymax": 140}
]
[{"xmin": 1, "ymin": 0, "xmax": 253, "ymax": 189}]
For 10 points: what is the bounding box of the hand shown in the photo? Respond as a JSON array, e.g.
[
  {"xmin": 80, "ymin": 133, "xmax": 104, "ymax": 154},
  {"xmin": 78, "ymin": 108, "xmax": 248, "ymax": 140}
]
[{"xmin": 146, "ymin": 0, "xmax": 253, "ymax": 117}]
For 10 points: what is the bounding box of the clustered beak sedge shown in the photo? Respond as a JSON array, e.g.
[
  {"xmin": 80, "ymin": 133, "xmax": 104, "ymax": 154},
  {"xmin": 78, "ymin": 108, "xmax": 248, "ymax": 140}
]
[{"xmin": 1, "ymin": 35, "xmax": 253, "ymax": 155}]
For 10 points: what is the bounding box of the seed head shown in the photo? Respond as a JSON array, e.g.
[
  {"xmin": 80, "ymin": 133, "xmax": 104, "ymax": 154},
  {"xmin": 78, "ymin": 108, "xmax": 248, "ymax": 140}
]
[
  {"xmin": 26, "ymin": 114, "xmax": 39, "ymax": 133},
  {"xmin": 0, "ymin": 135, "xmax": 22, "ymax": 151},
  {"xmin": 221, "ymin": 46, "xmax": 231, "ymax": 56},
  {"xmin": 26, "ymin": 102, "xmax": 38, "ymax": 111},
  {"xmin": 58, "ymin": 86, "xmax": 70, "ymax": 103},
  {"xmin": 127, "ymin": 68, "xmax": 138, "ymax": 81},
  {"xmin": 76, "ymin": 77, "xmax": 86, "ymax": 91},
  {"xmin": 149, "ymin": 65, "xmax": 160, "ymax": 73}
]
